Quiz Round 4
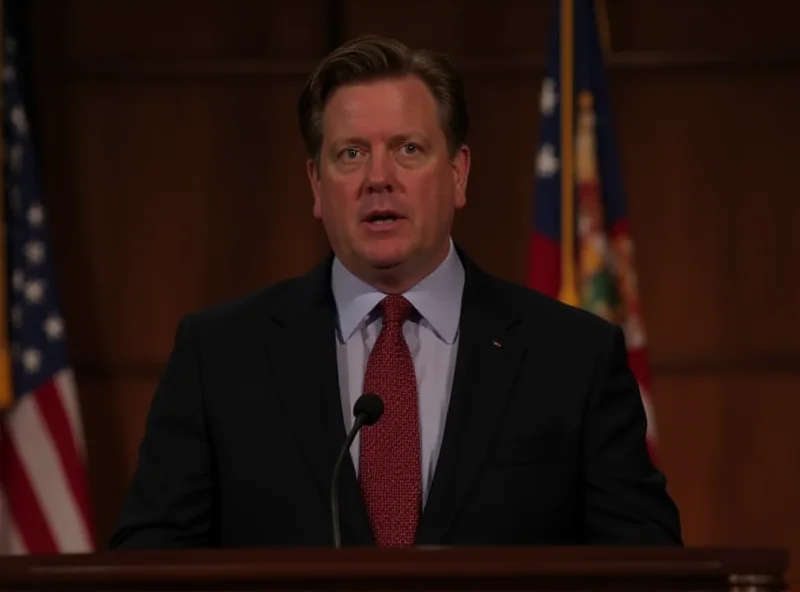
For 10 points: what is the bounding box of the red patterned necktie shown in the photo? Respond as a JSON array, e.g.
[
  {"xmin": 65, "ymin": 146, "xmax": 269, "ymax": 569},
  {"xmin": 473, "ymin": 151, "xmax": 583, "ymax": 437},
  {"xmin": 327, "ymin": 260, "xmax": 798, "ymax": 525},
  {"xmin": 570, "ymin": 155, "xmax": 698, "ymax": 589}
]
[{"xmin": 359, "ymin": 294, "xmax": 421, "ymax": 547}]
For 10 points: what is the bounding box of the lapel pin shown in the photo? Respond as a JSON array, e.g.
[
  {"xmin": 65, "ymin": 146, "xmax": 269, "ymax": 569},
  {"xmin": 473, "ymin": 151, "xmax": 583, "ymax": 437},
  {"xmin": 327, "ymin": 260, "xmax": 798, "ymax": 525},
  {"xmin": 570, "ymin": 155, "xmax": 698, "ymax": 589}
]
[{"xmin": 492, "ymin": 340, "xmax": 502, "ymax": 348}]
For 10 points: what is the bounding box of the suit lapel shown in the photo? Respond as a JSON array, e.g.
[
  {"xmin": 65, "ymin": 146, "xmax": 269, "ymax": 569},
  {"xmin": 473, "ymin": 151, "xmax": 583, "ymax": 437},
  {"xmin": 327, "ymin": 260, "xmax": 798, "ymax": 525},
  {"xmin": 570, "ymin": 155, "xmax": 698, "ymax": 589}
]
[
  {"xmin": 265, "ymin": 258, "xmax": 374, "ymax": 546},
  {"xmin": 416, "ymin": 255, "xmax": 526, "ymax": 545}
]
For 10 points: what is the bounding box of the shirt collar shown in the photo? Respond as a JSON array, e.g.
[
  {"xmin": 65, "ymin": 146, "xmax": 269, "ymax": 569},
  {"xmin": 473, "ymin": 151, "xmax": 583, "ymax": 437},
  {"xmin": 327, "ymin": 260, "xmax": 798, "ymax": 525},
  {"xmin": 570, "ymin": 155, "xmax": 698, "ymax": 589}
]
[{"xmin": 331, "ymin": 239, "xmax": 464, "ymax": 345}]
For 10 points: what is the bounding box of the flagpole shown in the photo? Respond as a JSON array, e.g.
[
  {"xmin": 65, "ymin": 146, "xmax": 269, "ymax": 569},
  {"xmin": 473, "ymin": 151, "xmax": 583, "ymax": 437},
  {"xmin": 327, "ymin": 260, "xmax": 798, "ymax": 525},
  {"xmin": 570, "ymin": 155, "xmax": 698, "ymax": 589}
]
[{"xmin": 558, "ymin": 0, "xmax": 579, "ymax": 307}]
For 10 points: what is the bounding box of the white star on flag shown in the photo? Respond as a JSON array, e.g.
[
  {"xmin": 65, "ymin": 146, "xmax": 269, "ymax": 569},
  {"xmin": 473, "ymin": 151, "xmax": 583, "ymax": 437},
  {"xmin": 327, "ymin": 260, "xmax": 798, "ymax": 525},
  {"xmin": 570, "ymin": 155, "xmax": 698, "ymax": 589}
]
[
  {"xmin": 11, "ymin": 105, "xmax": 28, "ymax": 136},
  {"xmin": 27, "ymin": 203, "xmax": 45, "ymax": 227},
  {"xmin": 43, "ymin": 314, "xmax": 65, "ymax": 341},
  {"xmin": 536, "ymin": 143, "xmax": 560, "ymax": 178},
  {"xmin": 24, "ymin": 279, "xmax": 46, "ymax": 304},
  {"xmin": 24, "ymin": 240, "xmax": 46, "ymax": 265},
  {"xmin": 21, "ymin": 348, "xmax": 42, "ymax": 373},
  {"xmin": 540, "ymin": 77, "xmax": 558, "ymax": 116}
]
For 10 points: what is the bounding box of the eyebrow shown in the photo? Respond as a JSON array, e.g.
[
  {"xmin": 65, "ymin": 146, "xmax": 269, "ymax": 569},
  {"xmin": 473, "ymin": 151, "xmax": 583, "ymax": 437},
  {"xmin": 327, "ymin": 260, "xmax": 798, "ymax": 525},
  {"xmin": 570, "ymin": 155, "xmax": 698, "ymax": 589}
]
[
  {"xmin": 331, "ymin": 133, "xmax": 429, "ymax": 149},
  {"xmin": 331, "ymin": 137, "xmax": 370, "ymax": 149}
]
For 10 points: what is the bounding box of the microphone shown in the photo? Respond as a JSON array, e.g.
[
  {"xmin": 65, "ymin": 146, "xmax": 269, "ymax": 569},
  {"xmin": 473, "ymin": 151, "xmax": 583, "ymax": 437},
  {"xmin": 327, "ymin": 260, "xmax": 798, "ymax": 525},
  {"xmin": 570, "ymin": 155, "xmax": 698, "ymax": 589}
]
[{"xmin": 331, "ymin": 393, "xmax": 384, "ymax": 548}]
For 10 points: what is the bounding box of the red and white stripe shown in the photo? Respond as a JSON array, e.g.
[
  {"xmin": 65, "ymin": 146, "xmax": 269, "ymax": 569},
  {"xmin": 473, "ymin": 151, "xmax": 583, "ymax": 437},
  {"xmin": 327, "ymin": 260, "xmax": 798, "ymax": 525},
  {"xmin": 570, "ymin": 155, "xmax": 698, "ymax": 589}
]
[{"xmin": 0, "ymin": 368, "xmax": 94, "ymax": 554}]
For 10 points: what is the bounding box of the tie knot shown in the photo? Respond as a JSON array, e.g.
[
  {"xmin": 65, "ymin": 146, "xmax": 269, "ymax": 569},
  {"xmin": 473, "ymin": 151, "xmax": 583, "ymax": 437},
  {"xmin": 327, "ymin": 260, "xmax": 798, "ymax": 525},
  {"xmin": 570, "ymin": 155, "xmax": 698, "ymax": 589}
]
[{"xmin": 379, "ymin": 294, "xmax": 413, "ymax": 325}]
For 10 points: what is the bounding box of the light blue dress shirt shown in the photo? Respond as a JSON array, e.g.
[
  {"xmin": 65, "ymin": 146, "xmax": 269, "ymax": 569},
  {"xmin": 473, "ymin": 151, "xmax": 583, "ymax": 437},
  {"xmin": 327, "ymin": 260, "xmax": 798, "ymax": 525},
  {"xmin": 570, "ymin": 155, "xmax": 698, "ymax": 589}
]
[{"xmin": 331, "ymin": 240, "xmax": 465, "ymax": 504}]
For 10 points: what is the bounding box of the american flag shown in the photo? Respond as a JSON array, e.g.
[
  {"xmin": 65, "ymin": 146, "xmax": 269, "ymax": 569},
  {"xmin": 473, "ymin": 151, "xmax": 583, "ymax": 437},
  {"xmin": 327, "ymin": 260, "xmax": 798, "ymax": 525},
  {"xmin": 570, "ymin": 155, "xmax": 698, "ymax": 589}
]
[
  {"xmin": 0, "ymin": 4, "xmax": 95, "ymax": 553},
  {"xmin": 527, "ymin": 0, "xmax": 658, "ymax": 461}
]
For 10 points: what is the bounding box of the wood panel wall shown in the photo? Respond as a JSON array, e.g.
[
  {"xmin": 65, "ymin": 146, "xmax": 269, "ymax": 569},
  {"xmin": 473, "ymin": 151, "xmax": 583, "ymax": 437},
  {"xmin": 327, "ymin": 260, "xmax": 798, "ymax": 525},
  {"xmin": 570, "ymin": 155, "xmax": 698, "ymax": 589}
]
[{"xmin": 26, "ymin": 0, "xmax": 800, "ymax": 583}]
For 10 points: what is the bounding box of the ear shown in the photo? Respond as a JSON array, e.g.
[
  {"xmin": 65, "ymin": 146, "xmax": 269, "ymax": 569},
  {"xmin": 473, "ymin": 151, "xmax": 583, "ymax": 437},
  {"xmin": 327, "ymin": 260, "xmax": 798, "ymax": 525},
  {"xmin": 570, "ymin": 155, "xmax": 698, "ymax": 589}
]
[
  {"xmin": 451, "ymin": 144, "xmax": 470, "ymax": 209},
  {"xmin": 306, "ymin": 158, "xmax": 323, "ymax": 219}
]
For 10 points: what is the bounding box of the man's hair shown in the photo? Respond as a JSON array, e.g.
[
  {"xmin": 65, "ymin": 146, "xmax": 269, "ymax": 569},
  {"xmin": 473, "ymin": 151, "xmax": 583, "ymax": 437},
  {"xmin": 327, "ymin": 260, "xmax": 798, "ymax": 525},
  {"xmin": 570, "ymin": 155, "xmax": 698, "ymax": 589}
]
[{"xmin": 297, "ymin": 35, "xmax": 469, "ymax": 162}]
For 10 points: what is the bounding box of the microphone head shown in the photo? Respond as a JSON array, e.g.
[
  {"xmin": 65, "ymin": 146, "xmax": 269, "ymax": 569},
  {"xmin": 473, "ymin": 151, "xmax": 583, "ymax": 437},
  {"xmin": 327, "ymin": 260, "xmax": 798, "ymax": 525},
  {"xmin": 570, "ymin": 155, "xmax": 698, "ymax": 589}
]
[{"xmin": 353, "ymin": 393, "xmax": 384, "ymax": 426}]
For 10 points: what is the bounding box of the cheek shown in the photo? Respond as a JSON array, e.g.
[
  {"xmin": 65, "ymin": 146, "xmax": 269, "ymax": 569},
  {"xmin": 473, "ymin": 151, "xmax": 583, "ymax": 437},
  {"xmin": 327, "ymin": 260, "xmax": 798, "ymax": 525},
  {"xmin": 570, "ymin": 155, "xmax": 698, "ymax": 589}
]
[
  {"xmin": 410, "ymin": 173, "xmax": 455, "ymax": 215},
  {"xmin": 319, "ymin": 180, "xmax": 359, "ymax": 220}
]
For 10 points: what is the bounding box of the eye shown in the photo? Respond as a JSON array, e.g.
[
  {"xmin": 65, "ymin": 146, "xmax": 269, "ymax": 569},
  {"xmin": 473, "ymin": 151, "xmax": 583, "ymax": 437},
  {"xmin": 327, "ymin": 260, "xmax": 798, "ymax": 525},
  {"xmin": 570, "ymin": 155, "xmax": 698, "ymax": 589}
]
[
  {"xmin": 400, "ymin": 142, "xmax": 420, "ymax": 156},
  {"xmin": 338, "ymin": 147, "xmax": 362, "ymax": 160}
]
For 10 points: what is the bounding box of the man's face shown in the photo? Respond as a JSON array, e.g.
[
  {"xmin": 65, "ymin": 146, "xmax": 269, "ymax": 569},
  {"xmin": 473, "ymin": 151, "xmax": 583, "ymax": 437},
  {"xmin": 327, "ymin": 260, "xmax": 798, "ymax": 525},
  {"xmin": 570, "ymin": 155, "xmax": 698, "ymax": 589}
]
[{"xmin": 306, "ymin": 75, "xmax": 470, "ymax": 291}]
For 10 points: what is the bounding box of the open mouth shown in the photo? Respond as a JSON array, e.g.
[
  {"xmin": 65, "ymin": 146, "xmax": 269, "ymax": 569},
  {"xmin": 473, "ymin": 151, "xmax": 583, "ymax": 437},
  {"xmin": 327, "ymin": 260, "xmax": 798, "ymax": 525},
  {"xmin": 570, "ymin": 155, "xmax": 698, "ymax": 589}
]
[
  {"xmin": 363, "ymin": 210, "xmax": 404, "ymax": 227},
  {"xmin": 366, "ymin": 214, "xmax": 399, "ymax": 224}
]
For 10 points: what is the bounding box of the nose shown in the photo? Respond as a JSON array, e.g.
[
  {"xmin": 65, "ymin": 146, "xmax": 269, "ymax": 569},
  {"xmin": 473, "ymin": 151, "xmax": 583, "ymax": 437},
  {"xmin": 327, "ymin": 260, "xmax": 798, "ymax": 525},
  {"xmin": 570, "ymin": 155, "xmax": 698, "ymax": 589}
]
[{"xmin": 365, "ymin": 148, "xmax": 395, "ymax": 193}]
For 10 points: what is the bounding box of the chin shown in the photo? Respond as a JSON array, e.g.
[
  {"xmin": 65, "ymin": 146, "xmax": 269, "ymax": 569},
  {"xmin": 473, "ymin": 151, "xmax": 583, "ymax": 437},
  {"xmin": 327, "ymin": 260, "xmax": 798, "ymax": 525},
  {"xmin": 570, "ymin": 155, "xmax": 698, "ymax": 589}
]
[
  {"xmin": 362, "ymin": 243, "xmax": 411, "ymax": 271},
  {"xmin": 367, "ymin": 253, "xmax": 406, "ymax": 270},
  {"xmin": 371, "ymin": 259, "xmax": 405, "ymax": 271}
]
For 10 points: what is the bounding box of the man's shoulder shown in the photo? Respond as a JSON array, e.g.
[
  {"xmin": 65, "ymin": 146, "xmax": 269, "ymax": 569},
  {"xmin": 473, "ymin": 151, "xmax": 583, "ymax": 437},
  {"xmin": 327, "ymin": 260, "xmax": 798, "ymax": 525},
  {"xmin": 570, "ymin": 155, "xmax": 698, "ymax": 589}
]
[
  {"xmin": 477, "ymin": 269, "xmax": 618, "ymax": 345},
  {"xmin": 177, "ymin": 264, "xmax": 324, "ymax": 340}
]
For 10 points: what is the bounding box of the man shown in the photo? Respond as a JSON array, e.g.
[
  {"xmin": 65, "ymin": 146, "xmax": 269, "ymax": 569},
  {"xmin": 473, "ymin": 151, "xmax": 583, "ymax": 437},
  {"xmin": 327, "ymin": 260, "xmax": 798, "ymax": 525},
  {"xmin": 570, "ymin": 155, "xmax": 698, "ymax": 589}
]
[{"xmin": 109, "ymin": 35, "xmax": 682, "ymax": 549}]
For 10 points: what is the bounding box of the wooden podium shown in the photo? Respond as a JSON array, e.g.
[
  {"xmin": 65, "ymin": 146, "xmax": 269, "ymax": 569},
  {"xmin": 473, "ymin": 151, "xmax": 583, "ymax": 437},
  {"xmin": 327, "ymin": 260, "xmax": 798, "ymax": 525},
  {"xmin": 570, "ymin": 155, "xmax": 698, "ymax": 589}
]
[{"xmin": 0, "ymin": 547, "xmax": 789, "ymax": 591}]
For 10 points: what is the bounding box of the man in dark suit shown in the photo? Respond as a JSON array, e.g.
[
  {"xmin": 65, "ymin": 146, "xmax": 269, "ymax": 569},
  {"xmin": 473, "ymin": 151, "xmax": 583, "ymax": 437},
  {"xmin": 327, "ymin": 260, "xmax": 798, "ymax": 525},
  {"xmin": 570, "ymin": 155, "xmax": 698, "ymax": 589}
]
[{"xmin": 109, "ymin": 34, "xmax": 682, "ymax": 549}]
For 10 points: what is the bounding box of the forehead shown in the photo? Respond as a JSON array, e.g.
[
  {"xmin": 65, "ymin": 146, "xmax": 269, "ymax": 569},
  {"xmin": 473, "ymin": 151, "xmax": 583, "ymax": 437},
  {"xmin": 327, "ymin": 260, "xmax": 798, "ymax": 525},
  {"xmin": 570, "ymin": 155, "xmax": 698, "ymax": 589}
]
[{"xmin": 321, "ymin": 76, "xmax": 441, "ymax": 140}]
